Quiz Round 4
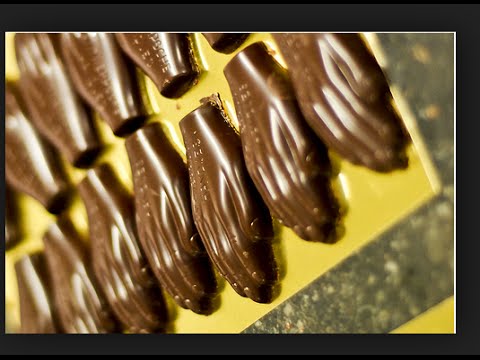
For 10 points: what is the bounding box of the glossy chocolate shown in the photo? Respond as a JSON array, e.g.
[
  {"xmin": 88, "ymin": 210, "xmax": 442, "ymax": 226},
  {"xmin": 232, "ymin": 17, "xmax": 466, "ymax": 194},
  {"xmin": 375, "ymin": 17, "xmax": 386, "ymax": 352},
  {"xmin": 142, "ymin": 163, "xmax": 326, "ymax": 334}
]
[
  {"xmin": 60, "ymin": 33, "xmax": 147, "ymax": 137},
  {"xmin": 202, "ymin": 33, "xmax": 249, "ymax": 54},
  {"xmin": 43, "ymin": 217, "xmax": 120, "ymax": 333},
  {"xmin": 126, "ymin": 123, "xmax": 217, "ymax": 314},
  {"xmin": 273, "ymin": 33, "xmax": 408, "ymax": 172},
  {"xmin": 180, "ymin": 102, "xmax": 278, "ymax": 303},
  {"xmin": 116, "ymin": 33, "xmax": 199, "ymax": 99},
  {"xmin": 224, "ymin": 42, "xmax": 340, "ymax": 242},
  {"xmin": 15, "ymin": 33, "xmax": 103, "ymax": 168},
  {"xmin": 5, "ymin": 82, "xmax": 72, "ymax": 214},
  {"xmin": 15, "ymin": 252, "xmax": 59, "ymax": 333},
  {"xmin": 78, "ymin": 164, "xmax": 166, "ymax": 333},
  {"xmin": 5, "ymin": 187, "xmax": 21, "ymax": 250}
]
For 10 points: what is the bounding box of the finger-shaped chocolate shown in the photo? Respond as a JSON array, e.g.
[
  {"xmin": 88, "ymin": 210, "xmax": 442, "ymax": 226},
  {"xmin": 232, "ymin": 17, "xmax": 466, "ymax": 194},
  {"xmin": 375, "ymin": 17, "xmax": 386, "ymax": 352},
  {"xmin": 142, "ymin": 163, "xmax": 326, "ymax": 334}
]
[
  {"xmin": 15, "ymin": 252, "xmax": 60, "ymax": 333},
  {"xmin": 180, "ymin": 102, "xmax": 278, "ymax": 303},
  {"xmin": 15, "ymin": 33, "xmax": 103, "ymax": 168},
  {"xmin": 224, "ymin": 42, "xmax": 340, "ymax": 242},
  {"xmin": 43, "ymin": 217, "xmax": 120, "ymax": 333},
  {"xmin": 5, "ymin": 187, "xmax": 22, "ymax": 250},
  {"xmin": 126, "ymin": 123, "xmax": 217, "ymax": 314},
  {"xmin": 60, "ymin": 33, "xmax": 147, "ymax": 137},
  {"xmin": 273, "ymin": 33, "xmax": 408, "ymax": 172},
  {"xmin": 5, "ymin": 82, "xmax": 72, "ymax": 214},
  {"xmin": 116, "ymin": 33, "xmax": 199, "ymax": 99},
  {"xmin": 78, "ymin": 164, "xmax": 166, "ymax": 333},
  {"xmin": 202, "ymin": 33, "xmax": 249, "ymax": 54}
]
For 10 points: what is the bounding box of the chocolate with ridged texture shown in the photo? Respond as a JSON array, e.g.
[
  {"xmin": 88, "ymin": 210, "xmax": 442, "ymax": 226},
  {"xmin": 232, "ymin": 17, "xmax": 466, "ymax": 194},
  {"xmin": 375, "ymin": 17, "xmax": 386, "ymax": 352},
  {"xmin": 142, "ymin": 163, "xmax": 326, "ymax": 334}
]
[
  {"xmin": 78, "ymin": 163, "xmax": 166, "ymax": 333},
  {"xmin": 15, "ymin": 252, "xmax": 60, "ymax": 333},
  {"xmin": 60, "ymin": 33, "xmax": 147, "ymax": 137},
  {"xmin": 5, "ymin": 82, "xmax": 72, "ymax": 214},
  {"xmin": 202, "ymin": 33, "xmax": 249, "ymax": 54},
  {"xmin": 273, "ymin": 33, "xmax": 408, "ymax": 172},
  {"xmin": 43, "ymin": 217, "xmax": 120, "ymax": 333},
  {"xmin": 180, "ymin": 102, "xmax": 278, "ymax": 303},
  {"xmin": 116, "ymin": 33, "xmax": 199, "ymax": 99},
  {"xmin": 224, "ymin": 42, "xmax": 340, "ymax": 242},
  {"xmin": 15, "ymin": 33, "xmax": 103, "ymax": 168},
  {"xmin": 126, "ymin": 123, "xmax": 217, "ymax": 314},
  {"xmin": 5, "ymin": 187, "xmax": 22, "ymax": 250}
]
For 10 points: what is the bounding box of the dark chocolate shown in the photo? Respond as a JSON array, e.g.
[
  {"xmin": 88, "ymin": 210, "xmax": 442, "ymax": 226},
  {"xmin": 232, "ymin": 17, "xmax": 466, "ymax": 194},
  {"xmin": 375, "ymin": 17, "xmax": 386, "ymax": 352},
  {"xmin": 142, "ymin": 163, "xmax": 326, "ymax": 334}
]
[
  {"xmin": 15, "ymin": 33, "xmax": 103, "ymax": 168},
  {"xmin": 224, "ymin": 42, "xmax": 340, "ymax": 242},
  {"xmin": 5, "ymin": 187, "xmax": 22, "ymax": 250},
  {"xmin": 273, "ymin": 33, "xmax": 408, "ymax": 172},
  {"xmin": 5, "ymin": 82, "xmax": 72, "ymax": 214},
  {"xmin": 180, "ymin": 102, "xmax": 278, "ymax": 303},
  {"xmin": 60, "ymin": 33, "xmax": 147, "ymax": 137},
  {"xmin": 15, "ymin": 252, "xmax": 60, "ymax": 333},
  {"xmin": 43, "ymin": 217, "xmax": 120, "ymax": 333},
  {"xmin": 116, "ymin": 33, "xmax": 199, "ymax": 99},
  {"xmin": 202, "ymin": 33, "xmax": 249, "ymax": 54},
  {"xmin": 78, "ymin": 163, "xmax": 166, "ymax": 333},
  {"xmin": 125, "ymin": 123, "xmax": 217, "ymax": 314}
]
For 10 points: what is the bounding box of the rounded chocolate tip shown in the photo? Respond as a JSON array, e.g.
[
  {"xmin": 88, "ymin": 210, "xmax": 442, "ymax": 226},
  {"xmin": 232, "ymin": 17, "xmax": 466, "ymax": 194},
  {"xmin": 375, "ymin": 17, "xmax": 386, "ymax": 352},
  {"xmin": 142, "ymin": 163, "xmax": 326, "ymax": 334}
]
[
  {"xmin": 113, "ymin": 115, "xmax": 148, "ymax": 138},
  {"xmin": 46, "ymin": 188, "xmax": 72, "ymax": 215},
  {"xmin": 72, "ymin": 146, "xmax": 103, "ymax": 169},
  {"xmin": 203, "ymin": 33, "xmax": 249, "ymax": 54},
  {"xmin": 160, "ymin": 71, "xmax": 199, "ymax": 99}
]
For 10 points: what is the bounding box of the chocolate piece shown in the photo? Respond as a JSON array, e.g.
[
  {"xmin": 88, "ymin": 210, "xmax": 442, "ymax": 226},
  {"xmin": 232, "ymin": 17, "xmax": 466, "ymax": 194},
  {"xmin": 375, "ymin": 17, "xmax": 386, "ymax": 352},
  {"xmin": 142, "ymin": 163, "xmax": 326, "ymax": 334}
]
[
  {"xmin": 78, "ymin": 164, "xmax": 166, "ymax": 333},
  {"xmin": 224, "ymin": 42, "xmax": 340, "ymax": 242},
  {"xmin": 273, "ymin": 33, "xmax": 408, "ymax": 172},
  {"xmin": 43, "ymin": 217, "xmax": 120, "ymax": 333},
  {"xmin": 180, "ymin": 102, "xmax": 278, "ymax": 303},
  {"xmin": 5, "ymin": 82, "xmax": 72, "ymax": 214},
  {"xmin": 5, "ymin": 187, "xmax": 22, "ymax": 250},
  {"xmin": 116, "ymin": 33, "xmax": 199, "ymax": 99},
  {"xmin": 60, "ymin": 33, "xmax": 147, "ymax": 137},
  {"xmin": 15, "ymin": 33, "xmax": 103, "ymax": 168},
  {"xmin": 15, "ymin": 252, "xmax": 59, "ymax": 333},
  {"xmin": 202, "ymin": 33, "xmax": 249, "ymax": 54},
  {"xmin": 125, "ymin": 123, "xmax": 217, "ymax": 314}
]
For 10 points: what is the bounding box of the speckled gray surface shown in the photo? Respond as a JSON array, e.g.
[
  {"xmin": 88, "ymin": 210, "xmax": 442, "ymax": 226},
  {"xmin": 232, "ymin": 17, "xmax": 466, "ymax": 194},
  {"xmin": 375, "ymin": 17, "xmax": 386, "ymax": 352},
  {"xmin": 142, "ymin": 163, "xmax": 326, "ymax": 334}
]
[{"xmin": 243, "ymin": 33, "xmax": 454, "ymax": 334}]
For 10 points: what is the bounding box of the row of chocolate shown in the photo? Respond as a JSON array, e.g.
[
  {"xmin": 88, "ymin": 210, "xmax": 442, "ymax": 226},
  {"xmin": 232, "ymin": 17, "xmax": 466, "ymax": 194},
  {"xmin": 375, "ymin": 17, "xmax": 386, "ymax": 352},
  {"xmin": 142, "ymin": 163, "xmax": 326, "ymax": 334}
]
[{"xmin": 6, "ymin": 33, "xmax": 408, "ymax": 333}]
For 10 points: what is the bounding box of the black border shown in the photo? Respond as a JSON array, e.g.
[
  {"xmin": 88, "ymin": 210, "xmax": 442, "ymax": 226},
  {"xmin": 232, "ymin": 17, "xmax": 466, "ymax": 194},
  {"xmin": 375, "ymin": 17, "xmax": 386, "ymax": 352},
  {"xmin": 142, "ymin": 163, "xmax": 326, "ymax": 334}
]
[{"xmin": 2, "ymin": 3, "xmax": 477, "ymax": 355}]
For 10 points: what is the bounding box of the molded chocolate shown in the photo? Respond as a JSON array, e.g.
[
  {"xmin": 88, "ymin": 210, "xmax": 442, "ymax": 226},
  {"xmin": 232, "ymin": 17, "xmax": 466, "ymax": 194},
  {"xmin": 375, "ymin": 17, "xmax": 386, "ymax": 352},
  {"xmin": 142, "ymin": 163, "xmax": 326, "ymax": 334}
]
[
  {"xmin": 224, "ymin": 42, "xmax": 340, "ymax": 242},
  {"xmin": 273, "ymin": 33, "xmax": 408, "ymax": 172},
  {"xmin": 78, "ymin": 164, "xmax": 167, "ymax": 333},
  {"xmin": 126, "ymin": 123, "xmax": 217, "ymax": 314},
  {"xmin": 5, "ymin": 187, "xmax": 21, "ymax": 250},
  {"xmin": 116, "ymin": 33, "xmax": 199, "ymax": 99},
  {"xmin": 15, "ymin": 252, "xmax": 60, "ymax": 333},
  {"xmin": 43, "ymin": 217, "xmax": 120, "ymax": 333},
  {"xmin": 180, "ymin": 102, "xmax": 278, "ymax": 303},
  {"xmin": 15, "ymin": 33, "xmax": 103, "ymax": 168},
  {"xmin": 60, "ymin": 33, "xmax": 147, "ymax": 137},
  {"xmin": 202, "ymin": 33, "xmax": 249, "ymax": 54},
  {"xmin": 5, "ymin": 82, "xmax": 72, "ymax": 214}
]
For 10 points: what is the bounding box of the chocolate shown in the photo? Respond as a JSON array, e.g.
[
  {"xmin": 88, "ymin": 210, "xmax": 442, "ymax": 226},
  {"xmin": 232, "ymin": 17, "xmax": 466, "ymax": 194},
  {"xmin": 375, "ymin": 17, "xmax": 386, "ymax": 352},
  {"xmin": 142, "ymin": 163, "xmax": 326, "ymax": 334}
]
[
  {"xmin": 180, "ymin": 102, "xmax": 278, "ymax": 303},
  {"xmin": 116, "ymin": 33, "xmax": 199, "ymax": 99},
  {"xmin": 15, "ymin": 252, "xmax": 59, "ymax": 333},
  {"xmin": 60, "ymin": 33, "xmax": 147, "ymax": 137},
  {"xmin": 202, "ymin": 33, "xmax": 249, "ymax": 54},
  {"xmin": 273, "ymin": 33, "xmax": 408, "ymax": 172},
  {"xmin": 224, "ymin": 42, "xmax": 340, "ymax": 242},
  {"xmin": 15, "ymin": 33, "xmax": 103, "ymax": 168},
  {"xmin": 5, "ymin": 82, "xmax": 72, "ymax": 214},
  {"xmin": 43, "ymin": 217, "xmax": 120, "ymax": 333},
  {"xmin": 125, "ymin": 123, "xmax": 217, "ymax": 314},
  {"xmin": 5, "ymin": 187, "xmax": 22, "ymax": 250},
  {"xmin": 78, "ymin": 163, "xmax": 166, "ymax": 333}
]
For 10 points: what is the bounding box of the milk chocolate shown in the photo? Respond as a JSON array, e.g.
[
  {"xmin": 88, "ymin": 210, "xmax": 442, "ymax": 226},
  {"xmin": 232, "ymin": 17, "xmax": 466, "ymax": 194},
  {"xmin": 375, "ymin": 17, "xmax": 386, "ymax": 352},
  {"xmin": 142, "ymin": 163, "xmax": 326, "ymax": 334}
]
[
  {"xmin": 43, "ymin": 217, "xmax": 120, "ymax": 333},
  {"xmin": 116, "ymin": 33, "xmax": 199, "ymax": 99},
  {"xmin": 224, "ymin": 42, "xmax": 340, "ymax": 242},
  {"xmin": 15, "ymin": 33, "xmax": 103, "ymax": 168},
  {"xmin": 78, "ymin": 164, "xmax": 166, "ymax": 333},
  {"xmin": 5, "ymin": 82, "xmax": 72, "ymax": 214},
  {"xmin": 202, "ymin": 33, "xmax": 249, "ymax": 54},
  {"xmin": 5, "ymin": 187, "xmax": 21, "ymax": 250},
  {"xmin": 60, "ymin": 33, "xmax": 147, "ymax": 137},
  {"xmin": 125, "ymin": 123, "xmax": 217, "ymax": 314},
  {"xmin": 273, "ymin": 33, "xmax": 408, "ymax": 172},
  {"xmin": 15, "ymin": 252, "xmax": 60, "ymax": 333},
  {"xmin": 180, "ymin": 102, "xmax": 278, "ymax": 303}
]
